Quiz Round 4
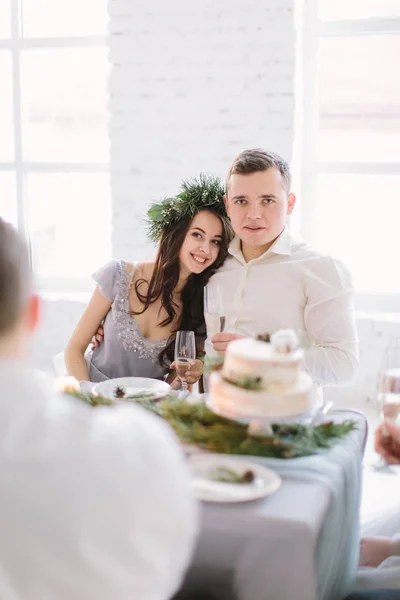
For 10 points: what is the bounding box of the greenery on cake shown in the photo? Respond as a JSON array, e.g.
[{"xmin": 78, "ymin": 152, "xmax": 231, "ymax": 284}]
[
  {"xmin": 223, "ymin": 374, "xmax": 263, "ymax": 390},
  {"xmin": 65, "ymin": 390, "xmax": 356, "ymax": 459}
]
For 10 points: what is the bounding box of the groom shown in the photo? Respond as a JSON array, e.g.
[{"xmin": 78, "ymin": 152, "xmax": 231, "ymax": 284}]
[{"xmin": 206, "ymin": 148, "xmax": 359, "ymax": 389}]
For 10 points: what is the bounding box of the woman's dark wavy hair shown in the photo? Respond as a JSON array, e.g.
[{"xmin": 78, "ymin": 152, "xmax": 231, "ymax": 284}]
[{"xmin": 133, "ymin": 209, "xmax": 233, "ymax": 365}]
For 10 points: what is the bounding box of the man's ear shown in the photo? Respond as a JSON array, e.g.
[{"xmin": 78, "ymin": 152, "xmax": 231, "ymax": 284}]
[
  {"xmin": 24, "ymin": 293, "xmax": 40, "ymax": 334},
  {"xmin": 287, "ymin": 192, "xmax": 296, "ymax": 215}
]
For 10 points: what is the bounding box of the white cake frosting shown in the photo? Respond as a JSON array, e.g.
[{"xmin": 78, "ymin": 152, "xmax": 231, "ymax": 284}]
[
  {"xmin": 222, "ymin": 337, "xmax": 302, "ymax": 391},
  {"xmin": 209, "ymin": 329, "xmax": 314, "ymax": 420}
]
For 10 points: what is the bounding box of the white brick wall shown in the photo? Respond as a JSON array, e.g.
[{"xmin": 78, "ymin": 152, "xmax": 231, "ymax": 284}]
[
  {"xmin": 31, "ymin": 0, "xmax": 398, "ymax": 417},
  {"xmin": 108, "ymin": 0, "xmax": 296, "ymax": 258}
]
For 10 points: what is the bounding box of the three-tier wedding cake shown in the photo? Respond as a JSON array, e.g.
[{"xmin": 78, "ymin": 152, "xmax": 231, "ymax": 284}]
[{"xmin": 208, "ymin": 329, "xmax": 314, "ymax": 420}]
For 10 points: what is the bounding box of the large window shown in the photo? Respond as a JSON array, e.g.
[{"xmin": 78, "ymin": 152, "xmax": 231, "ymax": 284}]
[
  {"xmin": 300, "ymin": 0, "xmax": 400, "ymax": 310},
  {"xmin": 0, "ymin": 0, "xmax": 111, "ymax": 292}
]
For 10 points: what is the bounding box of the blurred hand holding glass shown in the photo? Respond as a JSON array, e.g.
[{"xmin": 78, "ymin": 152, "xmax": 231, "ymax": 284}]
[
  {"xmin": 378, "ymin": 338, "xmax": 400, "ymax": 425},
  {"xmin": 371, "ymin": 337, "xmax": 400, "ymax": 471}
]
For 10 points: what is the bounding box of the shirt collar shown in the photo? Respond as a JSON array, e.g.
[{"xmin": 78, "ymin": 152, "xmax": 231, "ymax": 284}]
[{"xmin": 228, "ymin": 226, "xmax": 293, "ymax": 264}]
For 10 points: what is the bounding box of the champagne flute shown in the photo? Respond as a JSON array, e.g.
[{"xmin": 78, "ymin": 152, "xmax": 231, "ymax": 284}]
[
  {"xmin": 371, "ymin": 337, "xmax": 400, "ymax": 470},
  {"xmin": 175, "ymin": 330, "xmax": 196, "ymax": 398},
  {"xmin": 378, "ymin": 337, "xmax": 400, "ymax": 423},
  {"xmin": 204, "ymin": 285, "xmax": 225, "ymax": 337}
]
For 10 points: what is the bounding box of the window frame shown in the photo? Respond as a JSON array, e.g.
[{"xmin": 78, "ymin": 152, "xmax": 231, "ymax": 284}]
[
  {"xmin": 299, "ymin": 0, "xmax": 400, "ymax": 312},
  {"xmin": 0, "ymin": 0, "xmax": 109, "ymax": 294}
]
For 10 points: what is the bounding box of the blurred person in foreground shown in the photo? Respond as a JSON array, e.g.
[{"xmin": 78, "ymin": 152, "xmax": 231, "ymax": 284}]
[{"xmin": 0, "ymin": 217, "xmax": 197, "ymax": 600}]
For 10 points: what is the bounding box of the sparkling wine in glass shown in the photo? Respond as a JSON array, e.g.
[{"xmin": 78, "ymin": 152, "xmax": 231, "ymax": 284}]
[
  {"xmin": 377, "ymin": 337, "xmax": 400, "ymax": 423},
  {"xmin": 371, "ymin": 337, "xmax": 400, "ymax": 470},
  {"xmin": 204, "ymin": 285, "xmax": 225, "ymax": 337},
  {"xmin": 175, "ymin": 330, "xmax": 196, "ymax": 397},
  {"xmin": 379, "ymin": 373, "xmax": 400, "ymax": 423}
]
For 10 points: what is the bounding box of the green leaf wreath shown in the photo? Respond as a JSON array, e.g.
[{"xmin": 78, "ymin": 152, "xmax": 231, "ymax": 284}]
[{"xmin": 146, "ymin": 173, "xmax": 227, "ymax": 242}]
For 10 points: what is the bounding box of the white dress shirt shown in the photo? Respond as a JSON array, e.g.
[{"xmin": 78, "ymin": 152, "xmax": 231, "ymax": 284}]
[
  {"xmin": 0, "ymin": 360, "xmax": 197, "ymax": 600},
  {"xmin": 205, "ymin": 227, "xmax": 359, "ymax": 388}
]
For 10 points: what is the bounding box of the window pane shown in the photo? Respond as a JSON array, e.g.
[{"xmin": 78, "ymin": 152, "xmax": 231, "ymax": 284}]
[
  {"xmin": 0, "ymin": 172, "xmax": 17, "ymax": 226},
  {"xmin": 0, "ymin": 51, "xmax": 14, "ymax": 161},
  {"xmin": 314, "ymin": 174, "xmax": 400, "ymax": 293},
  {"xmin": 27, "ymin": 173, "xmax": 111, "ymax": 278},
  {"xmin": 21, "ymin": 48, "xmax": 110, "ymax": 162},
  {"xmin": 318, "ymin": 35, "xmax": 400, "ymax": 163},
  {"xmin": 319, "ymin": 0, "xmax": 400, "ymax": 21},
  {"xmin": 22, "ymin": 0, "xmax": 108, "ymax": 37},
  {"xmin": 0, "ymin": 0, "xmax": 10, "ymax": 38}
]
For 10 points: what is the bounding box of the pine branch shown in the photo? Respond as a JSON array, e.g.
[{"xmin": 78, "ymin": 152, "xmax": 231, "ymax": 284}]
[{"xmin": 65, "ymin": 391, "xmax": 356, "ymax": 459}]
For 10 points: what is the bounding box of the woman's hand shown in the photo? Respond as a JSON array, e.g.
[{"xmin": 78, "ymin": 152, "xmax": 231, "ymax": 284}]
[
  {"xmin": 91, "ymin": 325, "xmax": 104, "ymax": 350},
  {"xmin": 170, "ymin": 359, "xmax": 203, "ymax": 385}
]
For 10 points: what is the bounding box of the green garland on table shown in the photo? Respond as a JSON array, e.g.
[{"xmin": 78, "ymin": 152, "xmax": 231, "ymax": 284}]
[{"xmin": 65, "ymin": 390, "xmax": 356, "ymax": 459}]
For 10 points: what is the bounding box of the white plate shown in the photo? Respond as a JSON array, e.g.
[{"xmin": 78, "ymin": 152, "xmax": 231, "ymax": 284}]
[
  {"xmin": 93, "ymin": 377, "xmax": 170, "ymax": 401},
  {"xmin": 189, "ymin": 454, "xmax": 281, "ymax": 503}
]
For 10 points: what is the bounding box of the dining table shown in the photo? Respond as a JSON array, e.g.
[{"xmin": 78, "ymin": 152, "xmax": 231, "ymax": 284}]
[{"xmin": 174, "ymin": 409, "xmax": 368, "ymax": 600}]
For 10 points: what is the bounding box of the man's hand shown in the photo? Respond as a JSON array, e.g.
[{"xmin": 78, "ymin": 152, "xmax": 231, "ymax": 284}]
[
  {"xmin": 170, "ymin": 359, "xmax": 203, "ymax": 385},
  {"xmin": 91, "ymin": 325, "xmax": 104, "ymax": 350},
  {"xmin": 211, "ymin": 333, "xmax": 245, "ymax": 354},
  {"xmin": 375, "ymin": 419, "xmax": 400, "ymax": 464},
  {"xmin": 359, "ymin": 536, "xmax": 394, "ymax": 567}
]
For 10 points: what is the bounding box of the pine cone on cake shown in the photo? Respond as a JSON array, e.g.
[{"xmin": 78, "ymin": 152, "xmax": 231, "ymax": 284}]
[
  {"xmin": 256, "ymin": 333, "xmax": 271, "ymax": 343},
  {"xmin": 114, "ymin": 385, "xmax": 126, "ymax": 398}
]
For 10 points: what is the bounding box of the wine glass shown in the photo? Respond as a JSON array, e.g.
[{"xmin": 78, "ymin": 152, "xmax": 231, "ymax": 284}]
[
  {"xmin": 371, "ymin": 336, "xmax": 400, "ymax": 470},
  {"xmin": 204, "ymin": 284, "xmax": 225, "ymax": 337},
  {"xmin": 175, "ymin": 330, "xmax": 196, "ymax": 398},
  {"xmin": 377, "ymin": 337, "xmax": 400, "ymax": 422}
]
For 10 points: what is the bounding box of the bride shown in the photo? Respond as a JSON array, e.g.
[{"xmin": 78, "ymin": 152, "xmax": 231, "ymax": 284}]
[{"xmin": 64, "ymin": 175, "xmax": 233, "ymax": 386}]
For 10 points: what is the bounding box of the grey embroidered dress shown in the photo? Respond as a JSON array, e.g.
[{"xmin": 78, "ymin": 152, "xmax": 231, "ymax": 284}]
[{"xmin": 85, "ymin": 260, "xmax": 169, "ymax": 382}]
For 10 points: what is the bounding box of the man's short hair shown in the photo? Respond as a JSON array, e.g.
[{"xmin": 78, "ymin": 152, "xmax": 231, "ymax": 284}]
[
  {"xmin": 0, "ymin": 219, "xmax": 32, "ymax": 334},
  {"xmin": 227, "ymin": 148, "xmax": 292, "ymax": 192}
]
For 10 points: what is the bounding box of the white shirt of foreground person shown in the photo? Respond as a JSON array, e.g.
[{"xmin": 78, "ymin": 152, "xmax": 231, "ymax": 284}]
[
  {"xmin": 0, "ymin": 360, "xmax": 197, "ymax": 600},
  {"xmin": 205, "ymin": 226, "xmax": 359, "ymax": 388}
]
